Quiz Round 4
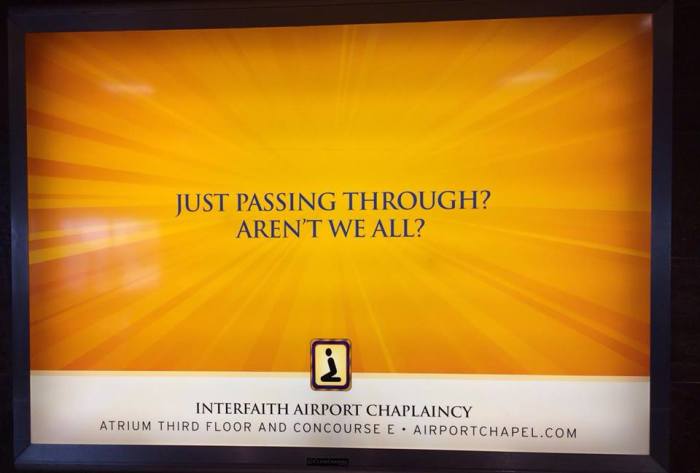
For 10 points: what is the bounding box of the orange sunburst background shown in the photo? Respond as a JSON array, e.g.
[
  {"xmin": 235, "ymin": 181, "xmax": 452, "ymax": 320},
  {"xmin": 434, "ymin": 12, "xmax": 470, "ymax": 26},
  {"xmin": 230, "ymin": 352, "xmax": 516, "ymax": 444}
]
[{"xmin": 26, "ymin": 14, "xmax": 652, "ymax": 375}]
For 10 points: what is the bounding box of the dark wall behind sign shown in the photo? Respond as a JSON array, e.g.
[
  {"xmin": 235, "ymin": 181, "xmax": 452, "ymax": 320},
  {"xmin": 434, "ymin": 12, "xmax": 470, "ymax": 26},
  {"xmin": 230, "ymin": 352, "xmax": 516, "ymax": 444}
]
[
  {"xmin": 670, "ymin": 0, "xmax": 700, "ymax": 472},
  {"xmin": 0, "ymin": 1, "xmax": 698, "ymax": 472}
]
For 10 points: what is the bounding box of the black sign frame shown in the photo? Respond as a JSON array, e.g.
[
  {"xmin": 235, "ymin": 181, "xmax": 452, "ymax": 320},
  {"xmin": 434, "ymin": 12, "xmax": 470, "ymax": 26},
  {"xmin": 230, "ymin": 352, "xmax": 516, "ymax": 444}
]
[{"xmin": 7, "ymin": 1, "xmax": 673, "ymax": 471}]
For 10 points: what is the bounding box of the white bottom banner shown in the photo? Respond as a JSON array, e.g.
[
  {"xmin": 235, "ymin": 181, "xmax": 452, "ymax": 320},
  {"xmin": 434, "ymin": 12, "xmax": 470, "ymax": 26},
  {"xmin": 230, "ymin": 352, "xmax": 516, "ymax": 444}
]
[{"xmin": 30, "ymin": 371, "xmax": 649, "ymax": 454}]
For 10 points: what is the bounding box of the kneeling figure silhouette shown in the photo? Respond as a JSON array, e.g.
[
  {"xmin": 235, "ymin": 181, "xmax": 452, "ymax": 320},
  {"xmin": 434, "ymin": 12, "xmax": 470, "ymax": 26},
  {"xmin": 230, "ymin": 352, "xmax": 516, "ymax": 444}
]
[{"xmin": 320, "ymin": 348, "xmax": 341, "ymax": 382}]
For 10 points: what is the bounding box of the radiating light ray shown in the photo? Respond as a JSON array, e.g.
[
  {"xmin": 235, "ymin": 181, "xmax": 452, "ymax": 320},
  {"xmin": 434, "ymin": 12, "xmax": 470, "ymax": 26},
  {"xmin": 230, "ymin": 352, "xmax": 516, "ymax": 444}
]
[
  {"xmin": 349, "ymin": 256, "xmax": 397, "ymax": 372},
  {"xmin": 418, "ymin": 238, "xmax": 648, "ymax": 363}
]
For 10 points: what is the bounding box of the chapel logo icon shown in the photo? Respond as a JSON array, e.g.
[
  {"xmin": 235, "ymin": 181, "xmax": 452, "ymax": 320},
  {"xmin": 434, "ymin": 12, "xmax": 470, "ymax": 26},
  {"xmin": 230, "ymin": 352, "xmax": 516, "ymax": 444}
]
[{"xmin": 310, "ymin": 339, "xmax": 351, "ymax": 391}]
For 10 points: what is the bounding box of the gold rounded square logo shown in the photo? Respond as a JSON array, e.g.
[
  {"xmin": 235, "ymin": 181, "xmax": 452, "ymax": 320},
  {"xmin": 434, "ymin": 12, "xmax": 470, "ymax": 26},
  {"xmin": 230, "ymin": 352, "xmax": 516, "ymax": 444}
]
[{"xmin": 310, "ymin": 339, "xmax": 351, "ymax": 391}]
